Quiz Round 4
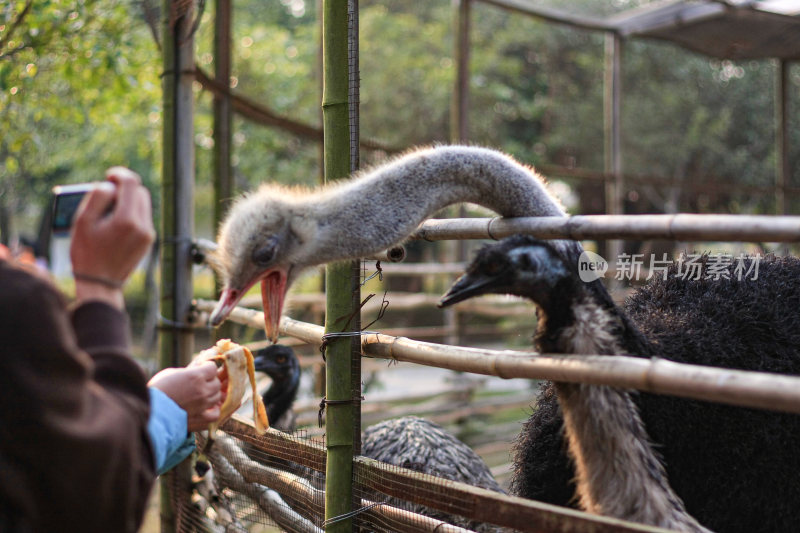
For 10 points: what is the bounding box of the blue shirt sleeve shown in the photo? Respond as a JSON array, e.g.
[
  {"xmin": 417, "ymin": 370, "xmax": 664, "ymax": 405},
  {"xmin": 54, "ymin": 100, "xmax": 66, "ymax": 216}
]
[{"xmin": 147, "ymin": 387, "xmax": 195, "ymax": 475}]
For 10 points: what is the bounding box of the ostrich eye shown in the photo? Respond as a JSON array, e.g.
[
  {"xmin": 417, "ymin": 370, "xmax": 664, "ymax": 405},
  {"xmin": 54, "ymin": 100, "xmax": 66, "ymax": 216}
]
[
  {"xmin": 484, "ymin": 259, "xmax": 505, "ymax": 275},
  {"xmin": 252, "ymin": 239, "xmax": 279, "ymax": 266}
]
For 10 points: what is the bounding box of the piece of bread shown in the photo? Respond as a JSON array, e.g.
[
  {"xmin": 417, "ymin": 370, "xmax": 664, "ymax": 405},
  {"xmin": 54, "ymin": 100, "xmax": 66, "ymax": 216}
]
[{"xmin": 195, "ymin": 339, "xmax": 269, "ymax": 436}]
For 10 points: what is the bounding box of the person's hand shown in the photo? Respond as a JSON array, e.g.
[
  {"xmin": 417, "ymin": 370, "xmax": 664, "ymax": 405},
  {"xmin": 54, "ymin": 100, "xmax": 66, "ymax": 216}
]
[
  {"xmin": 148, "ymin": 362, "xmax": 225, "ymax": 433},
  {"xmin": 70, "ymin": 167, "xmax": 155, "ymax": 309}
]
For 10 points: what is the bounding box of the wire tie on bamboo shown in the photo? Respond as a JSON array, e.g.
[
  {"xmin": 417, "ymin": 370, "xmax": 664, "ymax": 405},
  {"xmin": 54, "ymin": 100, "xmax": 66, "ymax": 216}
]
[
  {"xmin": 319, "ymin": 330, "xmax": 382, "ymax": 361},
  {"xmin": 565, "ymin": 215, "xmax": 578, "ymax": 241},
  {"xmin": 486, "ymin": 216, "xmax": 501, "ymax": 241},
  {"xmin": 318, "ymin": 395, "xmax": 365, "ymax": 427},
  {"xmin": 666, "ymin": 214, "xmax": 678, "ymax": 240},
  {"xmin": 321, "ymin": 498, "xmax": 391, "ymax": 526},
  {"xmin": 360, "ymin": 261, "xmax": 383, "ymax": 286}
]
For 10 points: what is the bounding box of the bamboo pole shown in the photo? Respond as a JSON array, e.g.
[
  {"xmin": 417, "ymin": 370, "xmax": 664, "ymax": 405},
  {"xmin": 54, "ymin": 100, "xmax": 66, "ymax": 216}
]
[
  {"xmin": 321, "ymin": 1, "xmax": 359, "ymax": 531},
  {"xmin": 160, "ymin": 1, "xmax": 196, "ymax": 530},
  {"xmin": 410, "ymin": 214, "xmax": 800, "ymax": 243},
  {"xmin": 193, "ymin": 303, "xmax": 800, "ymax": 415}
]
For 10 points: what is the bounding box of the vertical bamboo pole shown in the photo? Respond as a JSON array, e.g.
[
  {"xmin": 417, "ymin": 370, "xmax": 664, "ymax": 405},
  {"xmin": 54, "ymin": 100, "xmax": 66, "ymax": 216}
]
[
  {"xmin": 160, "ymin": 1, "xmax": 195, "ymax": 531},
  {"xmin": 603, "ymin": 32, "xmax": 623, "ymax": 270},
  {"xmin": 322, "ymin": 1, "xmax": 359, "ymax": 532},
  {"xmin": 213, "ymin": 0, "xmax": 235, "ymax": 339}
]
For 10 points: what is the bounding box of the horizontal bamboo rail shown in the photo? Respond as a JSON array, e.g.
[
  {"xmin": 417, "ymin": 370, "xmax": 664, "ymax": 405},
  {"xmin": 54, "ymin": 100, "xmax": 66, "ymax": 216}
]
[
  {"xmin": 410, "ymin": 214, "xmax": 800, "ymax": 242},
  {"xmin": 193, "ymin": 300, "xmax": 800, "ymax": 415}
]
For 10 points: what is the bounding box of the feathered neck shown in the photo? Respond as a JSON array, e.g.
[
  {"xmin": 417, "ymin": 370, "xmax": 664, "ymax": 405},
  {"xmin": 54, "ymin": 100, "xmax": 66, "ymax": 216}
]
[
  {"xmin": 285, "ymin": 146, "xmax": 579, "ymax": 266},
  {"xmin": 533, "ymin": 288, "xmax": 710, "ymax": 532},
  {"xmin": 262, "ymin": 366, "xmax": 301, "ymax": 424}
]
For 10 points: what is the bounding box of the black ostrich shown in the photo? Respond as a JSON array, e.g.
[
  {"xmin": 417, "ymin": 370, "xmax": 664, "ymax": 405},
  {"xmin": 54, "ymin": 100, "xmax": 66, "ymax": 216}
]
[
  {"xmin": 253, "ymin": 344, "xmax": 301, "ymax": 432},
  {"xmin": 441, "ymin": 235, "xmax": 800, "ymax": 532}
]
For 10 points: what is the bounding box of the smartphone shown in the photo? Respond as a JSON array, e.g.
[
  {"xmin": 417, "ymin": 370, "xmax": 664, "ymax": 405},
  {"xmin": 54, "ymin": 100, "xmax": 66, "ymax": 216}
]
[{"xmin": 51, "ymin": 182, "xmax": 115, "ymax": 234}]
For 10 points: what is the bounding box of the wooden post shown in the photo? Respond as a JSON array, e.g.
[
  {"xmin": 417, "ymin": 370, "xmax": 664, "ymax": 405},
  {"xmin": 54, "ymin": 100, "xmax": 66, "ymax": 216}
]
[
  {"xmin": 213, "ymin": 0, "xmax": 235, "ymax": 340},
  {"xmin": 213, "ymin": 0, "xmax": 233, "ymax": 235},
  {"xmin": 322, "ymin": 1, "xmax": 360, "ymax": 532},
  {"xmin": 604, "ymin": 31, "xmax": 623, "ymax": 270},
  {"xmin": 159, "ymin": 0, "xmax": 195, "ymax": 530},
  {"xmin": 451, "ymin": 0, "xmax": 470, "ymax": 144}
]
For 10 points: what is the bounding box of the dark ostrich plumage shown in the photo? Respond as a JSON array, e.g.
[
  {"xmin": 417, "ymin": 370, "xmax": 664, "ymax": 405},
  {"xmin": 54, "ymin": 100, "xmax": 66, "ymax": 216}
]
[
  {"xmin": 253, "ymin": 344, "xmax": 301, "ymax": 433},
  {"xmin": 512, "ymin": 253, "xmax": 800, "ymax": 533},
  {"xmin": 362, "ymin": 416, "xmax": 505, "ymax": 533}
]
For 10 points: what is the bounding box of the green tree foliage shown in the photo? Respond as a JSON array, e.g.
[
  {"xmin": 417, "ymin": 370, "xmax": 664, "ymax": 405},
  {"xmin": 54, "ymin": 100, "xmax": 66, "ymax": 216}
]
[
  {"xmin": 0, "ymin": 0, "xmax": 162, "ymax": 242},
  {"xmin": 2, "ymin": 0, "xmax": 799, "ymax": 245}
]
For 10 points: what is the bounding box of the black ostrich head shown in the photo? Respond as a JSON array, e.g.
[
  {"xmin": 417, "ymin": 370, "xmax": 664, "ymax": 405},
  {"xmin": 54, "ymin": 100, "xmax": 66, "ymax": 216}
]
[
  {"xmin": 253, "ymin": 344, "xmax": 301, "ymax": 426},
  {"xmin": 254, "ymin": 344, "xmax": 300, "ymax": 383},
  {"xmin": 439, "ymin": 235, "xmax": 577, "ymax": 313}
]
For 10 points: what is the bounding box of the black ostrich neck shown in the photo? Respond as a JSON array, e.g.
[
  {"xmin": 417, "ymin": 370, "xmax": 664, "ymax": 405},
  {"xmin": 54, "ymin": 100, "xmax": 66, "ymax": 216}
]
[
  {"xmin": 529, "ymin": 278, "xmax": 709, "ymax": 531},
  {"xmin": 262, "ymin": 370, "xmax": 301, "ymax": 424},
  {"xmin": 534, "ymin": 278, "xmax": 652, "ymax": 357}
]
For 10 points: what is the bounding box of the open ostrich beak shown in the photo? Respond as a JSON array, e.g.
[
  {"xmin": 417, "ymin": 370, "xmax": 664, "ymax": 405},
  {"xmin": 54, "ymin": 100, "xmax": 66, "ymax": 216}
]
[
  {"xmin": 209, "ymin": 288, "xmax": 243, "ymax": 327},
  {"xmin": 209, "ymin": 269, "xmax": 289, "ymax": 343},
  {"xmin": 261, "ymin": 270, "xmax": 288, "ymax": 343}
]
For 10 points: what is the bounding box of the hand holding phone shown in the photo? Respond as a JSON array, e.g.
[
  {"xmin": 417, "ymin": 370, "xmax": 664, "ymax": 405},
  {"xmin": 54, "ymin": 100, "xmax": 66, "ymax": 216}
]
[{"xmin": 67, "ymin": 168, "xmax": 155, "ymax": 308}]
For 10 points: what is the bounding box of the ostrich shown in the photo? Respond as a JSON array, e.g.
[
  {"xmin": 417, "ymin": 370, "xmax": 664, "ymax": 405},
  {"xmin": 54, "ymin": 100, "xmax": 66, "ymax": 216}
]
[
  {"xmin": 206, "ymin": 145, "xmax": 800, "ymax": 531},
  {"xmin": 253, "ymin": 344, "xmax": 300, "ymax": 432},
  {"xmin": 252, "ymin": 345, "xmax": 506, "ymax": 531},
  {"xmin": 362, "ymin": 416, "xmax": 505, "ymax": 532},
  {"xmin": 439, "ymin": 235, "xmax": 712, "ymax": 531},
  {"xmin": 507, "ymin": 249, "xmax": 800, "ymax": 533},
  {"xmin": 208, "ymin": 145, "xmax": 571, "ymax": 342}
]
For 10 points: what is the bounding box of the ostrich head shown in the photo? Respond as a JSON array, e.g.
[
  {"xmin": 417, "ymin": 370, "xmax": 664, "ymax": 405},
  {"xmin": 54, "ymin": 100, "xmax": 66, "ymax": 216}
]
[
  {"xmin": 208, "ymin": 187, "xmax": 317, "ymax": 342},
  {"xmin": 439, "ymin": 235, "xmax": 576, "ymax": 313},
  {"xmin": 253, "ymin": 344, "xmax": 299, "ymax": 383}
]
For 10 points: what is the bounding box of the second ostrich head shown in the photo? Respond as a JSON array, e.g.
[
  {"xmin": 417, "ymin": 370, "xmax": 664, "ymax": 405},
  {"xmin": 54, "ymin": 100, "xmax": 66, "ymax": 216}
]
[
  {"xmin": 253, "ymin": 344, "xmax": 301, "ymax": 428},
  {"xmin": 440, "ymin": 235, "xmax": 578, "ymax": 315}
]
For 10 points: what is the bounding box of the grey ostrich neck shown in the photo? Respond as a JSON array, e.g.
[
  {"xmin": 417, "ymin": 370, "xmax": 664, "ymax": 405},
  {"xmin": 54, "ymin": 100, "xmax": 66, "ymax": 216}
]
[
  {"xmin": 543, "ymin": 296, "xmax": 711, "ymax": 532},
  {"xmin": 302, "ymin": 147, "xmax": 572, "ymax": 264}
]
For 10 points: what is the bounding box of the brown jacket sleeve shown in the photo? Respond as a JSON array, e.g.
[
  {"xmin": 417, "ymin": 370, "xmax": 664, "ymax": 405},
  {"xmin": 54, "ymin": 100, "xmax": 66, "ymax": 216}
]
[{"xmin": 0, "ymin": 261, "xmax": 156, "ymax": 532}]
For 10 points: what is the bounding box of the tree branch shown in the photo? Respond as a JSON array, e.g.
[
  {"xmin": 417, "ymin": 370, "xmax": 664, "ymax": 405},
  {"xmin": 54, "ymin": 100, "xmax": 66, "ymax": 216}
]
[
  {"xmin": 194, "ymin": 65, "xmax": 400, "ymax": 154},
  {"xmin": 0, "ymin": 0, "xmax": 34, "ymax": 57}
]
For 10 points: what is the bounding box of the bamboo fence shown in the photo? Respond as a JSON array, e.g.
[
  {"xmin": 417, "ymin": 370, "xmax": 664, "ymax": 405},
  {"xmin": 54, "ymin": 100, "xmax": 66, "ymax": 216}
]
[
  {"xmin": 193, "ymin": 300, "xmax": 800, "ymax": 416},
  {"xmin": 214, "ymin": 417, "xmax": 672, "ymax": 533}
]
